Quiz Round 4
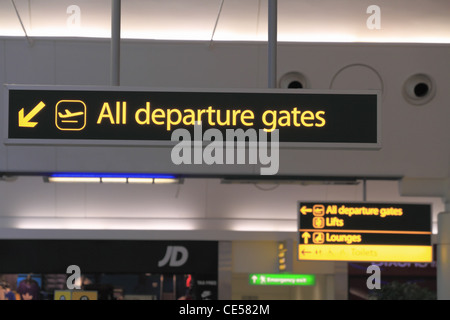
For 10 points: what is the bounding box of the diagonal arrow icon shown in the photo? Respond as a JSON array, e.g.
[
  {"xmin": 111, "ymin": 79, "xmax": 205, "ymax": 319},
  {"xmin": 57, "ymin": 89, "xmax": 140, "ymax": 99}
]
[{"xmin": 18, "ymin": 101, "xmax": 46, "ymax": 127}]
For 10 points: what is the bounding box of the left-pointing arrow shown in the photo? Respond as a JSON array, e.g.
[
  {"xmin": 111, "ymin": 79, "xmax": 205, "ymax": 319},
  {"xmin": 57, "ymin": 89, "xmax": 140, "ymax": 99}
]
[
  {"xmin": 300, "ymin": 206, "xmax": 312, "ymax": 215},
  {"xmin": 18, "ymin": 101, "xmax": 46, "ymax": 127}
]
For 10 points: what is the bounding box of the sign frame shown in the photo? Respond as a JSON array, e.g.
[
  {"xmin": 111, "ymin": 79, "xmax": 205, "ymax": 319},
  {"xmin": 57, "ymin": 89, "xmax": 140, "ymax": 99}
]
[
  {"xmin": 4, "ymin": 84, "xmax": 382, "ymax": 149},
  {"xmin": 297, "ymin": 201, "xmax": 433, "ymax": 263}
]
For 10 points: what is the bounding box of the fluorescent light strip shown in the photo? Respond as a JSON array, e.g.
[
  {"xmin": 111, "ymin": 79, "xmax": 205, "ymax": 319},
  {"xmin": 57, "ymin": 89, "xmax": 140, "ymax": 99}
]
[
  {"xmin": 127, "ymin": 178, "xmax": 155, "ymax": 184},
  {"xmin": 47, "ymin": 173, "xmax": 179, "ymax": 184},
  {"xmin": 50, "ymin": 172, "xmax": 176, "ymax": 179},
  {"xmin": 153, "ymin": 178, "xmax": 179, "ymax": 184},
  {"xmin": 13, "ymin": 218, "xmax": 199, "ymax": 231},
  {"xmin": 101, "ymin": 177, "xmax": 127, "ymax": 183},
  {"xmin": 48, "ymin": 177, "xmax": 100, "ymax": 183}
]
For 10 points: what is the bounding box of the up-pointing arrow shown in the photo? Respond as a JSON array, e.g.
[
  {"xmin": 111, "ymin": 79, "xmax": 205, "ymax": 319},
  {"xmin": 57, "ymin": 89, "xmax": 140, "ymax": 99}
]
[
  {"xmin": 18, "ymin": 101, "xmax": 46, "ymax": 128},
  {"xmin": 302, "ymin": 232, "xmax": 311, "ymax": 244}
]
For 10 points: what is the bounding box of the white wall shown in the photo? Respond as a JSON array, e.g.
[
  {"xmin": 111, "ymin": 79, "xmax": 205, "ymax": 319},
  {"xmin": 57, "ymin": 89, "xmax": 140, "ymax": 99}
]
[{"xmin": 0, "ymin": 176, "xmax": 443, "ymax": 239}]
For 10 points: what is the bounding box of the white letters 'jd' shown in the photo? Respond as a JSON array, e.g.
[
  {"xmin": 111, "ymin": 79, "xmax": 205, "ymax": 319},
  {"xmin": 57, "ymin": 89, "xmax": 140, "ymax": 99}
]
[{"xmin": 158, "ymin": 246, "xmax": 189, "ymax": 267}]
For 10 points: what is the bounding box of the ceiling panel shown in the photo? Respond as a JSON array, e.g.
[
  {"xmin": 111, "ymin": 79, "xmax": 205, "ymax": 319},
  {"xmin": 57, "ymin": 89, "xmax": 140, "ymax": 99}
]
[{"xmin": 1, "ymin": 0, "xmax": 450, "ymax": 42}]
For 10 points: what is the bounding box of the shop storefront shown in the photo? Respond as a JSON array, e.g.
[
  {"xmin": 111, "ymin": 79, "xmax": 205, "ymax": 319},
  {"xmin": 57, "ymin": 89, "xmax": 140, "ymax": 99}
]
[{"xmin": 0, "ymin": 240, "xmax": 218, "ymax": 300}]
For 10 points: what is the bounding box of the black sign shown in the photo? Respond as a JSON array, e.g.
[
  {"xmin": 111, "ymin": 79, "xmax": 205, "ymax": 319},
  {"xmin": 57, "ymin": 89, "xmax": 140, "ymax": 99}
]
[
  {"xmin": 0, "ymin": 240, "xmax": 218, "ymax": 274},
  {"xmin": 6, "ymin": 85, "xmax": 380, "ymax": 147},
  {"xmin": 298, "ymin": 202, "xmax": 432, "ymax": 246}
]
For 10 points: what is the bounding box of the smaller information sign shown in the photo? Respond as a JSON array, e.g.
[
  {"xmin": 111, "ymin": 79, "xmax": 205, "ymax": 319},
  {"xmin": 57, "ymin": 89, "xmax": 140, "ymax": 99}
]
[
  {"xmin": 297, "ymin": 202, "xmax": 432, "ymax": 262},
  {"xmin": 249, "ymin": 274, "xmax": 315, "ymax": 286}
]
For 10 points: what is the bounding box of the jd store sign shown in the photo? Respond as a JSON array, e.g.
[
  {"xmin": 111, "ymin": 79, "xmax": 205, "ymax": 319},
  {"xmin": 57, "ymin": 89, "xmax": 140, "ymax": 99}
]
[
  {"xmin": 0, "ymin": 240, "xmax": 219, "ymax": 300},
  {"xmin": 0, "ymin": 240, "xmax": 218, "ymax": 275},
  {"xmin": 153, "ymin": 242, "xmax": 217, "ymax": 274},
  {"xmin": 158, "ymin": 245, "xmax": 189, "ymax": 268}
]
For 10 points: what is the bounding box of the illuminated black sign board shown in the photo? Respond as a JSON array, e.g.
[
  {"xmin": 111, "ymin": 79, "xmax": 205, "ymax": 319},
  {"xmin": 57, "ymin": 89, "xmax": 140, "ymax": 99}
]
[
  {"xmin": 0, "ymin": 240, "xmax": 218, "ymax": 274},
  {"xmin": 6, "ymin": 85, "xmax": 380, "ymax": 147},
  {"xmin": 297, "ymin": 202, "xmax": 432, "ymax": 262}
]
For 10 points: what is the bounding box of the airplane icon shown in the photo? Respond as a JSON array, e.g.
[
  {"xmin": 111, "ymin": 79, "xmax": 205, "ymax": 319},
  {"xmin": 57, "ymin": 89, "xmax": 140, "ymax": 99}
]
[
  {"xmin": 58, "ymin": 109, "xmax": 84, "ymax": 123},
  {"xmin": 55, "ymin": 100, "xmax": 86, "ymax": 131}
]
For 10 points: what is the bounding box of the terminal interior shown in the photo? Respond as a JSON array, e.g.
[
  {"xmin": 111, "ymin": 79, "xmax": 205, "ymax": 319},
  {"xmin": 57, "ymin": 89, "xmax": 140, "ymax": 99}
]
[{"xmin": 0, "ymin": 0, "xmax": 449, "ymax": 300}]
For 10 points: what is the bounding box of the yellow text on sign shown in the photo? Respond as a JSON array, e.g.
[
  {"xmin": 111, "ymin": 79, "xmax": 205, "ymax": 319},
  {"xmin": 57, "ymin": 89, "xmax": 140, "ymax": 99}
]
[
  {"xmin": 97, "ymin": 102, "xmax": 127, "ymax": 125},
  {"xmin": 298, "ymin": 244, "xmax": 432, "ymax": 263},
  {"xmin": 96, "ymin": 102, "xmax": 327, "ymax": 132}
]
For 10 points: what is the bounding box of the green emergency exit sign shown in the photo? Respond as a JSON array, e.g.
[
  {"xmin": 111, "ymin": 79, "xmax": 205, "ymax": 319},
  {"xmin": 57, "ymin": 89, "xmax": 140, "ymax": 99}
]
[{"xmin": 249, "ymin": 274, "xmax": 315, "ymax": 286}]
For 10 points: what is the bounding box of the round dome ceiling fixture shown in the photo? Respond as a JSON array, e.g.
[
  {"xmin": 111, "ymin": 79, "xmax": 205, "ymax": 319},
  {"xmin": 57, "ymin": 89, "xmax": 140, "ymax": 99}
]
[
  {"xmin": 402, "ymin": 73, "xmax": 436, "ymax": 105},
  {"xmin": 279, "ymin": 71, "xmax": 309, "ymax": 89}
]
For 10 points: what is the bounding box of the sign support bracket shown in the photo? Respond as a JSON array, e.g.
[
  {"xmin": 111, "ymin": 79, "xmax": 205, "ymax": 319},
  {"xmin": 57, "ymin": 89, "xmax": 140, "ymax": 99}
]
[
  {"xmin": 111, "ymin": 0, "xmax": 121, "ymax": 86},
  {"xmin": 268, "ymin": 0, "xmax": 277, "ymax": 89}
]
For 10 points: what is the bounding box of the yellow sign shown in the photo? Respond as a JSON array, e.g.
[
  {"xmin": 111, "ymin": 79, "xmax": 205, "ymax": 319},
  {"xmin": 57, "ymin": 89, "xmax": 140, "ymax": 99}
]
[
  {"xmin": 71, "ymin": 290, "xmax": 98, "ymax": 300},
  {"xmin": 54, "ymin": 290, "xmax": 98, "ymax": 300},
  {"xmin": 298, "ymin": 202, "xmax": 432, "ymax": 262},
  {"xmin": 277, "ymin": 240, "xmax": 293, "ymax": 272},
  {"xmin": 298, "ymin": 244, "xmax": 433, "ymax": 262},
  {"xmin": 54, "ymin": 290, "xmax": 72, "ymax": 300},
  {"xmin": 278, "ymin": 241, "xmax": 287, "ymax": 271}
]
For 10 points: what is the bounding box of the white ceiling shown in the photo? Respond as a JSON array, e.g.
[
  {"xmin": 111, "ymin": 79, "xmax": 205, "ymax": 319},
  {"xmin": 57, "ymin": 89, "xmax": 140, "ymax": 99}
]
[{"xmin": 1, "ymin": 0, "xmax": 450, "ymax": 43}]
